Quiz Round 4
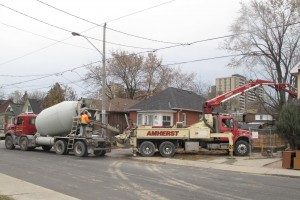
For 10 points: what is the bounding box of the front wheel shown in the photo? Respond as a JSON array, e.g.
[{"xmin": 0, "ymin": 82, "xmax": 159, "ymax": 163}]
[
  {"xmin": 5, "ymin": 136, "xmax": 15, "ymax": 150},
  {"xmin": 139, "ymin": 141, "xmax": 156, "ymax": 157},
  {"xmin": 19, "ymin": 137, "xmax": 29, "ymax": 151},
  {"xmin": 159, "ymin": 141, "xmax": 176, "ymax": 157},
  {"xmin": 74, "ymin": 141, "xmax": 88, "ymax": 157},
  {"xmin": 234, "ymin": 140, "xmax": 250, "ymax": 156}
]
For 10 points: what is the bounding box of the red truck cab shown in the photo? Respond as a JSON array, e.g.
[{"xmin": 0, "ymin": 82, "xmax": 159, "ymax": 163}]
[
  {"xmin": 7, "ymin": 114, "xmax": 37, "ymax": 135},
  {"xmin": 217, "ymin": 115, "xmax": 250, "ymax": 139},
  {"xmin": 215, "ymin": 115, "xmax": 251, "ymax": 156}
]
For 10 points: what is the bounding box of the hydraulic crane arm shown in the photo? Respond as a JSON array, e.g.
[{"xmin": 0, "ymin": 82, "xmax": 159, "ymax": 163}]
[{"xmin": 203, "ymin": 80, "xmax": 297, "ymax": 114}]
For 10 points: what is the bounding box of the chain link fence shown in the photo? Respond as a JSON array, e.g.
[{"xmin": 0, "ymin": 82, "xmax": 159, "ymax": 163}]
[{"xmin": 248, "ymin": 128, "xmax": 287, "ymax": 157}]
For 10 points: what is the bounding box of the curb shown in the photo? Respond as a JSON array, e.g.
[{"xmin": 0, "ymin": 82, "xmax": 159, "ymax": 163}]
[{"xmin": 132, "ymin": 157, "xmax": 300, "ymax": 178}]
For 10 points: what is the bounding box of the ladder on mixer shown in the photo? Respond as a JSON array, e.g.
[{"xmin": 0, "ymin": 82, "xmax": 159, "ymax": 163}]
[
  {"xmin": 68, "ymin": 117, "xmax": 80, "ymax": 149},
  {"xmin": 70, "ymin": 117, "xmax": 80, "ymax": 135}
]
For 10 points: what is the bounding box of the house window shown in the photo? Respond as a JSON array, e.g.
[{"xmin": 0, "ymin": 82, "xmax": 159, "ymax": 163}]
[
  {"xmin": 162, "ymin": 116, "xmax": 171, "ymax": 126},
  {"xmin": 145, "ymin": 115, "xmax": 154, "ymax": 125},
  {"xmin": 182, "ymin": 113, "xmax": 186, "ymax": 126},
  {"xmin": 27, "ymin": 105, "xmax": 33, "ymax": 113},
  {"xmin": 137, "ymin": 114, "xmax": 143, "ymax": 125}
]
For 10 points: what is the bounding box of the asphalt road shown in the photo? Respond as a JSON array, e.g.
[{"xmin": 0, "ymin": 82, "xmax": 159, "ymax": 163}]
[{"xmin": 0, "ymin": 141, "xmax": 299, "ymax": 200}]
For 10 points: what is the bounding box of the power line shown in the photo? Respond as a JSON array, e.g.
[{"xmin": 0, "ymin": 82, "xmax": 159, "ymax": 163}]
[
  {"xmin": 0, "ymin": 61, "xmax": 100, "ymax": 88},
  {"xmin": 0, "ymin": 3, "xmax": 71, "ymax": 33},
  {"xmin": 35, "ymin": 0, "xmax": 182, "ymax": 45},
  {"xmin": 0, "ymin": 3, "xmax": 153, "ymax": 50},
  {"xmin": 163, "ymin": 53, "xmax": 246, "ymax": 66},
  {"xmin": 83, "ymin": 34, "xmax": 153, "ymax": 50},
  {"xmin": 0, "ymin": 21, "xmax": 96, "ymax": 50}
]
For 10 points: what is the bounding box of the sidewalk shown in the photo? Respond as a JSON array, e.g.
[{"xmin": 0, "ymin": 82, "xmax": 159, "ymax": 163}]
[
  {"xmin": 133, "ymin": 152, "xmax": 300, "ymax": 178},
  {"xmin": 0, "ymin": 173, "xmax": 78, "ymax": 200}
]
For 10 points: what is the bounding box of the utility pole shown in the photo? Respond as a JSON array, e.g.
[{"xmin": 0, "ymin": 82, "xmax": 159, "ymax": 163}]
[{"xmin": 102, "ymin": 22, "xmax": 106, "ymax": 134}]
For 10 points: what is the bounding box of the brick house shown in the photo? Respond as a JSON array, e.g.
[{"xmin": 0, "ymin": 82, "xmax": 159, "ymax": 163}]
[
  {"xmin": 84, "ymin": 98, "xmax": 140, "ymax": 138},
  {"xmin": 128, "ymin": 87, "xmax": 206, "ymax": 127}
]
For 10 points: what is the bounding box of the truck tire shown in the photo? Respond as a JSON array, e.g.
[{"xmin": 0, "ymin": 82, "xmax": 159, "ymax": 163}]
[
  {"xmin": 54, "ymin": 140, "xmax": 68, "ymax": 155},
  {"xmin": 94, "ymin": 150, "xmax": 106, "ymax": 156},
  {"xmin": 74, "ymin": 141, "xmax": 88, "ymax": 157},
  {"xmin": 19, "ymin": 137, "xmax": 29, "ymax": 151},
  {"xmin": 139, "ymin": 141, "xmax": 156, "ymax": 157},
  {"xmin": 42, "ymin": 145, "xmax": 52, "ymax": 151},
  {"xmin": 5, "ymin": 136, "xmax": 15, "ymax": 150},
  {"xmin": 234, "ymin": 140, "xmax": 250, "ymax": 156},
  {"xmin": 159, "ymin": 141, "xmax": 176, "ymax": 157}
]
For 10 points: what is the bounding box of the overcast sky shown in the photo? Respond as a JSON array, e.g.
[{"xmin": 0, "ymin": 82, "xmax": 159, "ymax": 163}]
[{"xmin": 0, "ymin": 0, "xmax": 246, "ymax": 98}]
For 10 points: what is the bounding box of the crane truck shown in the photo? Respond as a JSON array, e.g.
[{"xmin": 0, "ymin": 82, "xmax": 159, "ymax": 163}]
[
  {"xmin": 4, "ymin": 100, "xmax": 113, "ymax": 157},
  {"xmin": 115, "ymin": 80, "xmax": 297, "ymax": 157}
]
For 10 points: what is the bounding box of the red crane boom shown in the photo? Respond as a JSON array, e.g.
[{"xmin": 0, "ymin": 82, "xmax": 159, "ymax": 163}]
[{"xmin": 203, "ymin": 80, "xmax": 297, "ymax": 114}]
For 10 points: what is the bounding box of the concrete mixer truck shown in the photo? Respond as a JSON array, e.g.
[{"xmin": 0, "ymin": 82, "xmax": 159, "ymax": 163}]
[{"xmin": 4, "ymin": 100, "xmax": 112, "ymax": 157}]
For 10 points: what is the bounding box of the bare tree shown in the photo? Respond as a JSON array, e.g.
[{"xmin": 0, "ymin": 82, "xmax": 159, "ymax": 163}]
[
  {"xmin": 190, "ymin": 76, "xmax": 210, "ymax": 99},
  {"xmin": 28, "ymin": 91, "xmax": 46, "ymax": 101},
  {"xmin": 7, "ymin": 90, "xmax": 23, "ymax": 103},
  {"xmin": 108, "ymin": 50, "xmax": 144, "ymax": 99},
  {"xmin": 84, "ymin": 50, "xmax": 203, "ymax": 100},
  {"xmin": 62, "ymin": 84, "xmax": 78, "ymax": 101},
  {"xmin": 84, "ymin": 64, "xmax": 103, "ymax": 99},
  {"xmin": 169, "ymin": 67, "xmax": 196, "ymax": 91},
  {"xmin": 222, "ymin": 0, "xmax": 300, "ymax": 111}
]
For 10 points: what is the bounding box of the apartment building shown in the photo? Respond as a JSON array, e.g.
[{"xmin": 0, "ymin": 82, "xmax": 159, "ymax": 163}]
[{"xmin": 215, "ymin": 74, "xmax": 264, "ymax": 112}]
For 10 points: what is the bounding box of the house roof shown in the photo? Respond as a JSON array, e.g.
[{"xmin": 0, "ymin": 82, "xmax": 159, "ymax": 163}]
[
  {"xmin": 106, "ymin": 98, "xmax": 140, "ymax": 112},
  {"xmin": 28, "ymin": 99, "xmax": 41, "ymax": 114},
  {"xmin": 0, "ymin": 100, "xmax": 15, "ymax": 113},
  {"xmin": 10, "ymin": 104, "xmax": 23, "ymax": 116},
  {"xmin": 128, "ymin": 87, "xmax": 206, "ymax": 112},
  {"xmin": 0, "ymin": 100, "xmax": 6, "ymax": 105}
]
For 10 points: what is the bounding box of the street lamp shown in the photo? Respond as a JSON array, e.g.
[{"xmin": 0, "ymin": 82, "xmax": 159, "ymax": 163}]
[
  {"xmin": 71, "ymin": 25, "xmax": 107, "ymax": 134},
  {"xmin": 71, "ymin": 32, "xmax": 103, "ymax": 57}
]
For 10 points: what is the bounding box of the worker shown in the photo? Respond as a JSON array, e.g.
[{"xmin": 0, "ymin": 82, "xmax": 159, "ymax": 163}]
[{"xmin": 80, "ymin": 110, "xmax": 90, "ymax": 137}]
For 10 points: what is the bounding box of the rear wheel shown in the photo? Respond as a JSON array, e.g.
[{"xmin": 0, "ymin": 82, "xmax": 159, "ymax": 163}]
[
  {"xmin": 42, "ymin": 145, "xmax": 52, "ymax": 151},
  {"xmin": 139, "ymin": 141, "xmax": 156, "ymax": 157},
  {"xmin": 19, "ymin": 137, "xmax": 29, "ymax": 151},
  {"xmin": 234, "ymin": 140, "xmax": 250, "ymax": 156},
  {"xmin": 74, "ymin": 141, "xmax": 88, "ymax": 157},
  {"xmin": 159, "ymin": 141, "xmax": 176, "ymax": 157},
  {"xmin": 94, "ymin": 150, "xmax": 106, "ymax": 156},
  {"xmin": 54, "ymin": 140, "xmax": 68, "ymax": 155},
  {"xmin": 5, "ymin": 136, "xmax": 15, "ymax": 150}
]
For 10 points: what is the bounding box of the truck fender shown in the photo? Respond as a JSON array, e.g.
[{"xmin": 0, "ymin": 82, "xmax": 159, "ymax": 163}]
[
  {"xmin": 5, "ymin": 131, "xmax": 17, "ymax": 143},
  {"xmin": 234, "ymin": 135, "xmax": 249, "ymax": 144},
  {"xmin": 5, "ymin": 131, "xmax": 14, "ymax": 138}
]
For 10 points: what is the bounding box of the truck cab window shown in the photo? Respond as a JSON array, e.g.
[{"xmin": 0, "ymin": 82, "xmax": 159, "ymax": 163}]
[
  {"xmin": 221, "ymin": 119, "xmax": 233, "ymax": 129},
  {"xmin": 16, "ymin": 118, "xmax": 23, "ymax": 125},
  {"xmin": 29, "ymin": 118, "xmax": 36, "ymax": 125}
]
